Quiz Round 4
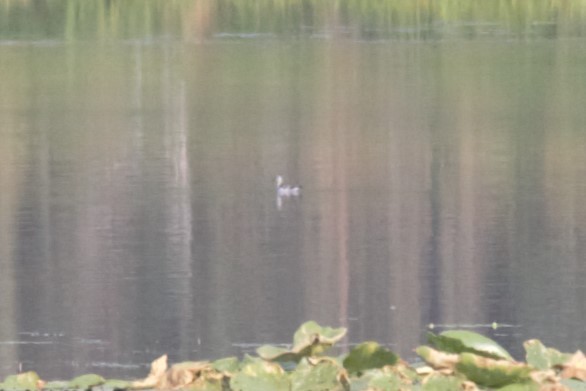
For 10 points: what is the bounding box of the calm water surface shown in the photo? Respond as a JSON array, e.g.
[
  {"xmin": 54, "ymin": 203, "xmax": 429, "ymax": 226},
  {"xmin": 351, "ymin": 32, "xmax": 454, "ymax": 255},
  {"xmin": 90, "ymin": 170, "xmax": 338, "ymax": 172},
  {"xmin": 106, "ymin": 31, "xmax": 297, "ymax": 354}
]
[{"xmin": 1, "ymin": 10, "xmax": 586, "ymax": 379}]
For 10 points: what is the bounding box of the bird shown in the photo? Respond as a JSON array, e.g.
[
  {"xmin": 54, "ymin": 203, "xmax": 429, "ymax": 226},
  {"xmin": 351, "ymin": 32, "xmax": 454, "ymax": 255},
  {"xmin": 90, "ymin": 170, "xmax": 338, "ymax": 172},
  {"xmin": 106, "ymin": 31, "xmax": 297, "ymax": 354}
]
[{"xmin": 275, "ymin": 175, "xmax": 301, "ymax": 197}]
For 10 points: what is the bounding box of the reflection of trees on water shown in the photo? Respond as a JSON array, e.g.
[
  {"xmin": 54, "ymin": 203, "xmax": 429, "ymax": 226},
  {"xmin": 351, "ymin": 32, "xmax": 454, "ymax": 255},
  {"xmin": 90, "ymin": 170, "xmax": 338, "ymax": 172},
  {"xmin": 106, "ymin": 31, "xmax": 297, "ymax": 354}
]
[
  {"xmin": 2, "ymin": 14, "xmax": 586, "ymax": 378},
  {"xmin": 2, "ymin": 1, "xmax": 585, "ymax": 41}
]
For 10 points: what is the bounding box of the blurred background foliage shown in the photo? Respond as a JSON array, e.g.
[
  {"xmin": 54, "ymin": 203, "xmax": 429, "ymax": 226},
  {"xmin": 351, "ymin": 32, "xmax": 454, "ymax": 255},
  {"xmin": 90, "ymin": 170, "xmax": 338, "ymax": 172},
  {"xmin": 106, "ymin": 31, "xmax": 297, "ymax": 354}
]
[{"xmin": 1, "ymin": 0, "xmax": 585, "ymax": 41}]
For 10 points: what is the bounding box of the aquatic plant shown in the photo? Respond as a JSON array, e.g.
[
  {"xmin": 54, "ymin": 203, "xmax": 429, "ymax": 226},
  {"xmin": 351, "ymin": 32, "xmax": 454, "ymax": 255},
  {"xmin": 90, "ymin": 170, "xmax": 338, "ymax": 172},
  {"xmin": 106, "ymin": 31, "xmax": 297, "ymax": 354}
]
[{"xmin": 1, "ymin": 320, "xmax": 586, "ymax": 390}]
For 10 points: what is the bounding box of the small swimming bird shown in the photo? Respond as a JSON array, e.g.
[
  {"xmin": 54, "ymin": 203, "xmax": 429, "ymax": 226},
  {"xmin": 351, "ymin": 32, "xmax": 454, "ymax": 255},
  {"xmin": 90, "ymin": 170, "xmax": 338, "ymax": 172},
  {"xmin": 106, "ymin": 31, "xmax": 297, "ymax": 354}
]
[{"xmin": 275, "ymin": 175, "xmax": 301, "ymax": 197}]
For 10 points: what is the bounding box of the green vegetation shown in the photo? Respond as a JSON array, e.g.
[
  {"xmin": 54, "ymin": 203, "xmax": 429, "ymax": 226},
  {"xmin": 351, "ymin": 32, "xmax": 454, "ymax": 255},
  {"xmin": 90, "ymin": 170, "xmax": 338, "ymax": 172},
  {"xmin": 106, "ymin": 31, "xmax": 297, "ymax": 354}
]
[
  {"xmin": 1, "ymin": 0, "xmax": 586, "ymax": 41},
  {"xmin": 2, "ymin": 321, "xmax": 586, "ymax": 390}
]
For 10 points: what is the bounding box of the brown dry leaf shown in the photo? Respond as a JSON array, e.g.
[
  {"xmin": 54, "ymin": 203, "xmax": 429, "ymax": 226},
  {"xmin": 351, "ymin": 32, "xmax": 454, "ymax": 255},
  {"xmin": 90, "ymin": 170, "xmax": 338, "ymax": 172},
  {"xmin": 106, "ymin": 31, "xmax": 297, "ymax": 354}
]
[
  {"xmin": 422, "ymin": 348, "xmax": 459, "ymax": 371},
  {"xmin": 158, "ymin": 367, "xmax": 195, "ymax": 390},
  {"xmin": 415, "ymin": 366, "xmax": 434, "ymax": 376},
  {"xmin": 560, "ymin": 351, "xmax": 586, "ymax": 381},
  {"xmin": 539, "ymin": 383, "xmax": 570, "ymax": 391},
  {"xmin": 131, "ymin": 354, "xmax": 168, "ymax": 389},
  {"xmin": 461, "ymin": 380, "xmax": 479, "ymax": 391},
  {"xmin": 157, "ymin": 361, "xmax": 211, "ymax": 390},
  {"xmin": 530, "ymin": 369, "xmax": 559, "ymax": 384},
  {"xmin": 190, "ymin": 370, "xmax": 224, "ymax": 390},
  {"xmin": 392, "ymin": 361, "xmax": 417, "ymax": 382}
]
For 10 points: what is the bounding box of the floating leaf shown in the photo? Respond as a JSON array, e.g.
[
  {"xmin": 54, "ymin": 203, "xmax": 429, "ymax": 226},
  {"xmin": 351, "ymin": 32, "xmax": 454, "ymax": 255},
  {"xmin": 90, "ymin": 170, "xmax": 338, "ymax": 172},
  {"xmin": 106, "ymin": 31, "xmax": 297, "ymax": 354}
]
[
  {"xmin": 415, "ymin": 346, "xmax": 459, "ymax": 372},
  {"xmin": 368, "ymin": 374, "xmax": 404, "ymax": 390},
  {"xmin": 421, "ymin": 374, "xmax": 466, "ymax": 390},
  {"xmin": 292, "ymin": 321, "xmax": 347, "ymax": 352},
  {"xmin": 290, "ymin": 358, "xmax": 347, "ymax": 391},
  {"xmin": 343, "ymin": 342, "xmax": 398, "ymax": 374},
  {"xmin": 230, "ymin": 358, "xmax": 290, "ymax": 391},
  {"xmin": 257, "ymin": 321, "xmax": 347, "ymax": 362},
  {"xmin": 43, "ymin": 380, "xmax": 69, "ymax": 389},
  {"xmin": 351, "ymin": 367, "xmax": 411, "ymax": 391},
  {"xmin": 428, "ymin": 330, "xmax": 513, "ymax": 361},
  {"xmin": 560, "ymin": 351, "xmax": 586, "ymax": 381},
  {"xmin": 347, "ymin": 375, "xmax": 371, "ymax": 391},
  {"xmin": 103, "ymin": 379, "xmax": 133, "ymax": 390},
  {"xmin": 561, "ymin": 378, "xmax": 586, "ymax": 390},
  {"xmin": 256, "ymin": 345, "xmax": 300, "ymax": 363},
  {"xmin": 1, "ymin": 371, "xmax": 43, "ymax": 390},
  {"xmin": 157, "ymin": 361, "xmax": 211, "ymax": 389},
  {"xmin": 496, "ymin": 382, "xmax": 540, "ymax": 391},
  {"xmin": 528, "ymin": 369, "xmax": 559, "ymax": 385},
  {"xmin": 131, "ymin": 354, "xmax": 168, "ymax": 389},
  {"xmin": 524, "ymin": 339, "xmax": 572, "ymax": 370},
  {"xmin": 183, "ymin": 371, "xmax": 225, "ymax": 391},
  {"xmin": 383, "ymin": 361, "xmax": 419, "ymax": 384},
  {"xmin": 212, "ymin": 356, "xmax": 240, "ymax": 374},
  {"xmin": 67, "ymin": 374, "xmax": 105, "ymax": 389},
  {"xmin": 456, "ymin": 352, "xmax": 532, "ymax": 388}
]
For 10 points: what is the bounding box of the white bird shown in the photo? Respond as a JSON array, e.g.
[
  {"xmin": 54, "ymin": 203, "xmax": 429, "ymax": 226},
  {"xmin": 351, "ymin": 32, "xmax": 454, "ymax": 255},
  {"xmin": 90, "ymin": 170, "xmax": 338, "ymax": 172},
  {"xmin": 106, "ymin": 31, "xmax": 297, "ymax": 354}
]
[{"xmin": 275, "ymin": 175, "xmax": 301, "ymax": 197}]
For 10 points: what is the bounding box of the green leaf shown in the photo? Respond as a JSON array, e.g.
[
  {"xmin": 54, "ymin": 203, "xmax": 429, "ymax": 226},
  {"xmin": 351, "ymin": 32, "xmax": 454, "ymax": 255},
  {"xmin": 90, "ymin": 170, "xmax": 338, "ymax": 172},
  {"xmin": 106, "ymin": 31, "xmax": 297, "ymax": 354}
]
[
  {"xmin": 496, "ymin": 382, "xmax": 540, "ymax": 391},
  {"xmin": 415, "ymin": 346, "xmax": 458, "ymax": 370},
  {"xmin": 257, "ymin": 321, "xmax": 347, "ymax": 362},
  {"xmin": 365, "ymin": 370, "xmax": 405, "ymax": 391},
  {"xmin": 456, "ymin": 352, "xmax": 532, "ymax": 388},
  {"xmin": 422, "ymin": 374, "xmax": 465, "ymax": 391},
  {"xmin": 103, "ymin": 379, "xmax": 132, "ymax": 390},
  {"xmin": 1, "ymin": 371, "xmax": 42, "ymax": 390},
  {"xmin": 256, "ymin": 345, "xmax": 300, "ymax": 362},
  {"xmin": 343, "ymin": 342, "xmax": 398, "ymax": 374},
  {"xmin": 184, "ymin": 375, "xmax": 224, "ymax": 391},
  {"xmin": 290, "ymin": 358, "xmax": 347, "ymax": 391},
  {"xmin": 348, "ymin": 375, "xmax": 370, "ymax": 391},
  {"xmin": 292, "ymin": 321, "xmax": 347, "ymax": 352},
  {"xmin": 212, "ymin": 356, "xmax": 240, "ymax": 374},
  {"xmin": 524, "ymin": 339, "xmax": 572, "ymax": 370},
  {"xmin": 230, "ymin": 358, "xmax": 290, "ymax": 391},
  {"xmin": 428, "ymin": 330, "xmax": 513, "ymax": 361},
  {"xmin": 67, "ymin": 374, "xmax": 105, "ymax": 389},
  {"xmin": 43, "ymin": 381, "xmax": 70, "ymax": 389},
  {"xmin": 561, "ymin": 378, "xmax": 586, "ymax": 390}
]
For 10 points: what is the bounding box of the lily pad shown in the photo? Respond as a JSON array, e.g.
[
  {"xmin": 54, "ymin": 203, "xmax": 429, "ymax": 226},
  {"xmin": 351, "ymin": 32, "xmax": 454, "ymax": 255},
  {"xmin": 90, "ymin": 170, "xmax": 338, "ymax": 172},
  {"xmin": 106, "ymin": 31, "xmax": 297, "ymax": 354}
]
[
  {"xmin": 363, "ymin": 369, "xmax": 407, "ymax": 391},
  {"xmin": 428, "ymin": 330, "xmax": 513, "ymax": 361},
  {"xmin": 1, "ymin": 371, "xmax": 42, "ymax": 390},
  {"xmin": 415, "ymin": 346, "xmax": 459, "ymax": 371},
  {"xmin": 560, "ymin": 351, "xmax": 586, "ymax": 381},
  {"xmin": 290, "ymin": 358, "xmax": 347, "ymax": 391},
  {"xmin": 524, "ymin": 339, "xmax": 571, "ymax": 370},
  {"xmin": 158, "ymin": 361, "xmax": 211, "ymax": 389},
  {"xmin": 421, "ymin": 374, "xmax": 465, "ymax": 390},
  {"xmin": 561, "ymin": 378, "xmax": 586, "ymax": 390},
  {"xmin": 348, "ymin": 375, "xmax": 371, "ymax": 391},
  {"xmin": 182, "ymin": 372, "xmax": 225, "ymax": 391},
  {"xmin": 256, "ymin": 345, "xmax": 300, "ymax": 363},
  {"xmin": 257, "ymin": 321, "xmax": 347, "ymax": 362},
  {"xmin": 456, "ymin": 352, "xmax": 532, "ymax": 388},
  {"xmin": 230, "ymin": 358, "xmax": 290, "ymax": 391},
  {"xmin": 343, "ymin": 342, "xmax": 398, "ymax": 374},
  {"xmin": 42, "ymin": 380, "xmax": 70, "ymax": 389},
  {"xmin": 67, "ymin": 374, "xmax": 105, "ymax": 389},
  {"xmin": 496, "ymin": 382, "xmax": 541, "ymax": 391},
  {"xmin": 212, "ymin": 356, "xmax": 240, "ymax": 374},
  {"xmin": 292, "ymin": 321, "xmax": 347, "ymax": 352}
]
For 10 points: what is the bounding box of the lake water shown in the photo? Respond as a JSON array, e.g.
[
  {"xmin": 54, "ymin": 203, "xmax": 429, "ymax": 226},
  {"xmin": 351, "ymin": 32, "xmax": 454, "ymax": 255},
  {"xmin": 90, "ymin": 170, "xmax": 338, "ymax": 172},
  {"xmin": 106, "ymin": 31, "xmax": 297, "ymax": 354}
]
[{"xmin": 1, "ymin": 1, "xmax": 586, "ymax": 380}]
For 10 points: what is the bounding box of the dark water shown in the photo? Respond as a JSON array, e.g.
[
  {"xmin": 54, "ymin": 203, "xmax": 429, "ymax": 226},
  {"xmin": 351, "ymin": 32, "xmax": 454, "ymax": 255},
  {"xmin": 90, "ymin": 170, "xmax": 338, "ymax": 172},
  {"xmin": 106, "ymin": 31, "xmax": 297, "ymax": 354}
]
[{"xmin": 1, "ymin": 2, "xmax": 586, "ymax": 380}]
